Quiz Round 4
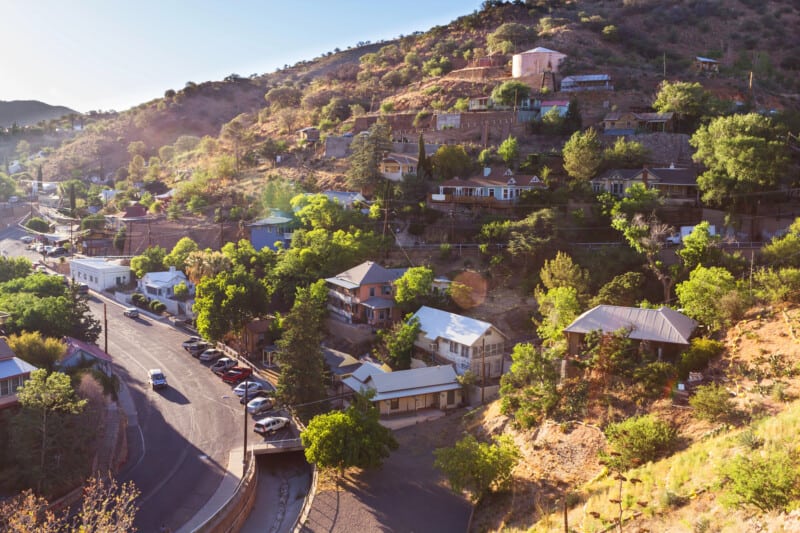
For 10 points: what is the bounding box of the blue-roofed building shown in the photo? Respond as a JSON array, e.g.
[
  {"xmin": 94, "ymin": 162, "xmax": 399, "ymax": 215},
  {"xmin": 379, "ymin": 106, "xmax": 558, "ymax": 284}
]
[
  {"xmin": 0, "ymin": 338, "xmax": 38, "ymax": 409},
  {"xmin": 248, "ymin": 215, "xmax": 293, "ymax": 251}
]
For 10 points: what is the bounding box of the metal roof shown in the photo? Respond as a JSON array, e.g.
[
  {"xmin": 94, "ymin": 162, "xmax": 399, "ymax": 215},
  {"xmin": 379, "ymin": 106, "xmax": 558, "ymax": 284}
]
[
  {"xmin": 564, "ymin": 305, "xmax": 697, "ymax": 345},
  {"xmin": 326, "ymin": 261, "xmax": 406, "ymax": 289},
  {"xmin": 248, "ymin": 216, "xmax": 292, "ymax": 226},
  {"xmin": 562, "ymin": 74, "xmax": 610, "ymax": 82},
  {"xmin": 411, "ymin": 306, "xmax": 504, "ymax": 347},
  {"xmin": 343, "ymin": 365, "xmax": 460, "ymax": 401},
  {"xmin": 0, "ymin": 357, "xmax": 37, "ymax": 380}
]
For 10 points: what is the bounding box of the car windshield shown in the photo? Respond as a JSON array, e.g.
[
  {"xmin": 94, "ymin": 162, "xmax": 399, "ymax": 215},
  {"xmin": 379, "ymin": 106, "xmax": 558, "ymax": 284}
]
[{"xmin": 152, "ymin": 373, "xmax": 164, "ymax": 380}]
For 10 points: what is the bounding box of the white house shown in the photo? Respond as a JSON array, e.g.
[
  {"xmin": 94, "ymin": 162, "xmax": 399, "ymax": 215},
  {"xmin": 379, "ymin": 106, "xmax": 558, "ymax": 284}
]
[
  {"xmin": 137, "ymin": 266, "xmax": 193, "ymax": 316},
  {"xmin": 342, "ymin": 364, "xmax": 462, "ymax": 416},
  {"xmin": 69, "ymin": 258, "xmax": 131, "ymax": 292},
  {"xmin": 410, "ymin": 306, "xmax": 507, "ymax": 378}
]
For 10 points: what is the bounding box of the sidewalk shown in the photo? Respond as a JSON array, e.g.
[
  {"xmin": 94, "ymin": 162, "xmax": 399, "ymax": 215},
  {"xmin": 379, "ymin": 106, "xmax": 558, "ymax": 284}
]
[{"xmin": 176, "ymin": 448, "xmax": 244, "ymax": 533}]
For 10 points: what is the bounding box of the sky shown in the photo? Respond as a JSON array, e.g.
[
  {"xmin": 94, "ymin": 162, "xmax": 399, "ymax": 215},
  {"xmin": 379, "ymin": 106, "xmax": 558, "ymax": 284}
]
[{"xmin": 1, "ymin": 0, "xmax": 477, "ymax": 114}]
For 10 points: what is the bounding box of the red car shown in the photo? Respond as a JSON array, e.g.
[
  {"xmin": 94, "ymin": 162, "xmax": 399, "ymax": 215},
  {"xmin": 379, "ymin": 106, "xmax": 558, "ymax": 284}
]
[{"xmin": 221, "ymin": 366, "xmax": 253, "ymax": 384}]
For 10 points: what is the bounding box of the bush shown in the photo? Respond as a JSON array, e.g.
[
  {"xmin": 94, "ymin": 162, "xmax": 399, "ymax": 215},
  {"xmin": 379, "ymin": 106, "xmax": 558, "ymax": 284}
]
[
  {"xmin": 413, "ymin": 110, "xmax": 432, "ymax": 128},
  {"xmin": 26, "ymin": 217, "xmax": 51, "ymax": 233},
  {"xmin": 678, "ymin": 338, "xmax": 724, "ymax": 379},
  {"xmin": 690, "ymin": 383, "xmax": 734, "ymax": 422},
  {"xmin": 434, "ymin": 435, "xmax": 521, "ymax": 502},
  {"xmin": 601, "ymin": 415, "xmax": 678, "ymax": 471},
  {"xmin": 721, "ymin": 448, "xmax": 800, "ymax": 512},
  {"xmin": 633, "ymin": 362, "xmax": 677, "ymax": 400}
]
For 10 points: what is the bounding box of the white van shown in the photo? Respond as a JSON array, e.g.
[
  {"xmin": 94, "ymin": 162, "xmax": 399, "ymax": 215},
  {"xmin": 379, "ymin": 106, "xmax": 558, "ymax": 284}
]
[{"xmin": 253, "ymin": 416, "xmax": 289, "ymax": 435}]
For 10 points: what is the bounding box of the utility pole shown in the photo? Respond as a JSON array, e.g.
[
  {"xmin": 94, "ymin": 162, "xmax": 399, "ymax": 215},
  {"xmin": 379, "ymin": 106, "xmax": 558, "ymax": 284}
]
[
  {"xmin": 104, "ymin": 303, "xmax": 108, "ymax": 354},
  {"xmin": 243, "ymin": 374, "xmax": 249, "ymax": 476},
  {"xmin": 480, "ymin": 336, "xmax": 486, "ymax": 405}
]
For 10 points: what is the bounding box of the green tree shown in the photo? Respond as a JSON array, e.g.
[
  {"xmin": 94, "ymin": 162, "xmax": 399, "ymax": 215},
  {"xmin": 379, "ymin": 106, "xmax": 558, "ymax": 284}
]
[
  {"xmin": 185, "ymin": 249, "xmax": 233, "ymax": 284},
  {"xmin": 600, "ymin": 414, "xmax": 677, "ymax": 471},
  {"xmin": 677, "ymin": 221, "xmax": 725, "ymax": 271},
  {"xmin": 221, "ymin": 113, "xmax": 253, "ymax": 174},
  {"xmin": 499, "ymin": 342, "xmax": 559, "ymax": 428},
  {"xmin": 486, "ymin": 22, "xmax": 534, "ymax": 53},
  {"xmin": 652, "ymin": 80, "xmax": 712, "ymax": 132},
  {"xmin": 7, "ymin": 331, "xmax": 66, "ymax": 372},
  {"xmin": 602, "ymin": 137, "xmax": 649, "ymax": 169},
  {"xmin": 431, "ymin": 144, "xmax": 474, "ymax": 180},
  {"xmin": 539, "ymin": 251, "xmax": 589, "ymax": 296},
  {"xmin": 127, "ymin": 154, "xmax": 145, "ymax": 182},
  {"xmin": 761, "ymin": 217, "xmax": 800, "ymax": 267},
  {"xmin": 127, "ymin": 140, "xmax": 147, "ymax": 158},
  {"xmin": 535, "ymin": 286, "xmax": 581, "ymax": 349},
  {"xmin": 394, "ymin": 266, "xmax": 434, "ymax": 312},
  {"xmin": 15, "ymin": 369, "xmax": 87, "ymax": 492},
  {"xmin": 346, "ymin": 122, "xmax": 392, "ymax": 191},
  {"xmin": 676, "ymin": 266, "xmax": 746, "ymax": 332},
  {"xmin": 434, "ymin": 434, "xmax": 521, "ymax": 502},
  {"xmin": 261, "ymin": 177, "xmax": 299, "ymax": 214},
  {"xmin": 302, "ymin": 392, "xmax": 398, "ymax": 478},
  {"xmin": 497, "ymin": 135, "xmax": 519, "ymax": 167},
  {"xmin": 80, "ymin": 213, "xmax": 106, "ymax": 231},
  {"xmin": 0, "ymin": 172, "xmax": 17, "ymax": 201},
  {"xmin": 276, "ymin": 280, "xmax": 328, "ymax": 421},
  {"xmin": 265, "ymin": 85, "xmax": 303, "ymax": 109},
  {"xmin": 562, "ymin": 98, "xmax": 582, "ymax": 134},
  {"xmin": 562, "ymin": 128, "xmax": 602, "ymax": 183},
  {"xmin": 612, "ymin": 211, "xmax": 675, "ymax": 303},
  {"xmin": 113, "ymin": 226, "xmax": 126, "ymax": 254},
  {"xmin": 690, "ymin": 113, "xmax": 790, "ymax": 209},
  {"xmin": 375, "ymin": 316, "xmax": 420, "ymax": 370},
  {"xmin": 491, "ymin": 80, "xmax": 531, "ymax": 107},
  {"xmin": 591, "ymin": 272, "xmax": 645, "ymax": 307},
  {"xmin": 26, "ymin": 217, "xmax": 50, "ymax": 233},
  {"xmin": 164, "ymin": 237, "xmax": 198, "ymax": 271},
  {"xmin": 129, "ymin": 246, "xmax": 167, "ymax": 278},
  {"xmin": 0, "ymin": 256, "xmax": 32, "ymax": 282},
  {"xmin": 193, "ymin": 266, "xmax": 268, "ymax": 342}
]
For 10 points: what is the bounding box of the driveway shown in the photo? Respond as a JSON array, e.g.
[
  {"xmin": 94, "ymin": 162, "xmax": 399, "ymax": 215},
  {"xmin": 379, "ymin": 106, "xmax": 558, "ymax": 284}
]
[{"xmin": 301, "ymin": 409, "xmax": 472, "ymax": 533}]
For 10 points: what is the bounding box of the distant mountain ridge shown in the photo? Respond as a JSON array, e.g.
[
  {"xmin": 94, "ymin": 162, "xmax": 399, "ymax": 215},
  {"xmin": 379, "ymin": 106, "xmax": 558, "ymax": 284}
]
[{"xmin": 0, "ymin": 100, "xmax": 77, "ymax": 128}]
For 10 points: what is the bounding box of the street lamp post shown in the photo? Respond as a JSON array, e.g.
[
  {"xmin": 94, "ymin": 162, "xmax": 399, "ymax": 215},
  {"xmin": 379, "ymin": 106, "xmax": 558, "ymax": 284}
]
[{"xmin": 242, "ymin": 375, "xmax": 249, "ymax": 476}]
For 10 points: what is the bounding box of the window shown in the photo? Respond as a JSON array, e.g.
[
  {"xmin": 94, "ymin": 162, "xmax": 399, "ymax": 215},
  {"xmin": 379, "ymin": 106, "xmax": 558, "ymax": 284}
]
[
  {"xmin": 611, "ymin": 182, "xmax": 624, "ymax": 195},
  {"xmin": 461, "ymin": 345, "xmax": 470, "ymax": 358},
  {"xmin": 369, "ymin": 287, "xmax": 375, "ymax": 297},
  {"xmin": 0, "ymin": 379, "xmax": 9, "ymax": 396},
  {"xmin": 449, "ymin": 341, "xmax": 458, "ymax": 354},
  {"xmin": 446, "ymin": 390, "xmax": 455, "ymax": 405},
  {"xmin": 390, "ymin": 398, "xmax": 399, "ymax": 410},
  {"xmin": 382, "ymin": 285, "xmax": 392, "ymax": 295}
]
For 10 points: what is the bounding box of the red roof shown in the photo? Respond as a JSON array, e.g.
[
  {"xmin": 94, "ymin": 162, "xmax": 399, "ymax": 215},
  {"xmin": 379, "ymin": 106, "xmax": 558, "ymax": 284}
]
[{"xmin": 64, "ymin": 336, "xmax": 112, "ymax": 363}]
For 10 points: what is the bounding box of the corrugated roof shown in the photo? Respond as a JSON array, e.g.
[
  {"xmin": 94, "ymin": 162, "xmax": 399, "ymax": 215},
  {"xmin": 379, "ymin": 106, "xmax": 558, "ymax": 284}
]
[
  {"xmin": 563, "ymin": 305, "xmax": 697, "ymax": 345},
  {"xmin": 0, "ymin": 337, "xmax": 16, "ymax": 361},
  {"xmin": 562, "ymin": 74, "xmax": 611, "ymax": 82},
  {"xmin": 343, "ymin": 365, "xmax": 460, "ymax": 401},
  {"xmin": 248, "ymin": 216, "xmax": 292, "ymax": 226},
  {"xmin": 520, "ymin": 47, "xmax": 563, "ymax": 54},
  {"xmin": 71, "ymin": 259, "xmax": 130, "ymax": 272},
  {"xmin": 64, "ymin": 336, "xmax": 113, "ymax": 363},
  {"xmin": 411, "ymin": 306, "xmax": 503, "ymax": 347},
  {"xmin": 0, "ymin": 357, "xmax": 37, "ymax": 380},
  {"xmin": 361, "ymin": 297, "xmax": 395, "ymax": 309},
  {"xmin": 142, "ymin": 268, "xmax": 187, "ymax": 286},
  {"xmin": 326, "ymin": 261, "xmax": 406, "ymax": 289}
]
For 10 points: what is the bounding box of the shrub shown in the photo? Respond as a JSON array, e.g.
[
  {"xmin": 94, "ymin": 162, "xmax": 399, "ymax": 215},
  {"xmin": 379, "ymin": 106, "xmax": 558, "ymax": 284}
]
[
  {"xmin": 26, "ymin": 217, "xmax": 51, "ymax": 233},
  {"xmin": 601, "ymin": 25, "xmax": 619, "ymax": 42},
  {"xmin": 678, "ymin": 338, "xmax": 724, "ymax": 379},
  {"xmin": 720, "ymin": 448, "xmax": 800, "ymax": 512},
  {"xmin": 689, "ymin": 383, "xmax": 734, "ymax": 422},
  {"xmin": 633, "ymin": 361, "xmax": 678, "ymax": 400},
  {"xmin": 434, "ymin": 435, "xmax": 521, "ymax": 502},
  {"xmin": 413, "ymin": 110, "xmax": 432, "ymax": 128},
  {"xmin": 600, "ymin": 415, "xmax": 678, "ymax": 471}
]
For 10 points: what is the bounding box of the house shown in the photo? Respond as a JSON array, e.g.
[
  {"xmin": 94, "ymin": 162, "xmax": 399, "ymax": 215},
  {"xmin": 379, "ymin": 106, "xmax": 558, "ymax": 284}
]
[
  {"xmin": 323, "ymin": 347, "xmax": 364, "ymax": 401},
  {"xmin": 592, "ymin": 165, "xmax": 699, "ymax": 205},
  {"xmin": 0, "ymin": 338, "xmax": 37, "ymax": 409},
  {"xmin": 512, "ymin": 47, "xmax": 567, "ymax": 77},
  {"xmin": 380, "ymin": 153, "xmax": 418, "ymax": 181},
  {"xmin": 695, "ymin": 56, "xmax": 719, "ymax": 73},
  {"xmin": 563, "ymin": 305, "xmax": 697, "ymax": 360},
  {"xmin": 69, "ymin": 258, "xmax": 131, "ymax": 292},
  {"xmin": 468, "ymin": 95, "xmax": 531, "ymax": 111},
  {"xmin": 138, "ymin": 266, "xmax": 193, "ymax": 302},
  {"xmin": 602, "ymin": 111, "xmax": 674, "ymax": 135},
  {"xmin": 298, "ymin": 127, "xmax": 320, "ymax": 143},
  {"xmin": 122, "ymin": 204, "xmax": 148, "ymax": 219},
  {"xmin": 429, "ymin": 167, "xmax": 546, "ymax": 211},
  {"xmin": 410, "ymin": 306, "xmax": 507, "ymax": 378},
  {"xmin": 560, "ymin": 74, "xmax": 613, "ymax": 92},
  {"xmin": 319, "ymin": 190, "xmax": 366, "ymax": 209},
  {"xmin": 539, "ymin": 99, "xmax": 570, "ymax": 118},
  {"xmin": 248, "ymin": 215, "xmax": 293, "ymax": 251},
  {"xmin": 243, "ymin": 317, "xmax": 274, "ymax": 359},
  {"xmin": 325, "ymin": 261, "xmax": 407, "ymax": 328},
  {"xmin": 58, "ymin": 336, "xmax": 113, "ymax": 377},
  {"xmin": 343, "ymin": 364, "xmax": 462, "ymax": 416}
]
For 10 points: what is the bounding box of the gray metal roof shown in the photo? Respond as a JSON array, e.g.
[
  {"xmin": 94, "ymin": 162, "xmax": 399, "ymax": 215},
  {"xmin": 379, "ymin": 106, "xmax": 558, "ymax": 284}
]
[
  {"xmin": 411, "ymin": 306, "xmax": 505, "ymax": 347},
  {"xmin": 326, "ymin": 261, "xmax": 406, "ymax": 289},
  {"xmin": 343, "ymin": 365, "xmax": 460, "ymax": 401},
  {"xmin": 564, "ymin": 305, "xmax": 697, "ymax": 345},
  {"xmin": 562, "ymin": 74, "xmax": 610, "ymax": 82}
]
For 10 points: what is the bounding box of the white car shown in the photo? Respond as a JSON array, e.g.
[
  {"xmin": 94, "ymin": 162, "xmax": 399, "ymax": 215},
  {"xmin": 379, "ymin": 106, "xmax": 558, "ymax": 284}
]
[
  {"xmin": 182, "ymin": 336, "xmax": 204, "ymax": 349},
  {"xmin": 253, "ymin": 416, "xmax": 290, "ymax": 435},
  {"xmin": 198, "ymin": 348, "xmax": 223, "ymax": 362},
  {"xmin": 246, "ymin": 396, "xmax": 275, "ymax": 415},
  {"xmin": 210, "ymin": 357, "xmax": 236, "ymax": 374},
  {"xmin": 20, "ymin": 235, "xmax": 33, "ymax": 244},
  {"xmin": 233, "ymin": 381, "xmax": 268, "ymax": 397}
]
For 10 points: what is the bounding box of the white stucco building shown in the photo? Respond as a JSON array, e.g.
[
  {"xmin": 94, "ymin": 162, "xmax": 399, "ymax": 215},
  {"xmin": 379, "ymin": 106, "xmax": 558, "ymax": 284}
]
[{"xmin": 69, "ymin": 258, "xmax": 131, "ymax": 292}]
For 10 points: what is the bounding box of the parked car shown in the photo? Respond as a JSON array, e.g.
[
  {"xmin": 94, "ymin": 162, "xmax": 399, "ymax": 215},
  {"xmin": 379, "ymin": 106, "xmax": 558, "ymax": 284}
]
[
  {"xmin": 233, "ymin": 380, "xmax": 267, "ymax": 397},
  {"xmin": 246, "ymin": 396, "xmax": 275, "ymax": 415},
  {"xmin": 123, "ymin": 307, "xmax": 139, "ymax": 318},
  {"xmin": 210, "ymin": 357, "xmax": 236, "ymax": 374},
  {"xmin": 20, "ymin": 235, "xmax": 33, "ymax": 244},
  {"xmin": 75, "ymin": 283, "xmax": 89, "ymax": 295},
  {"xmin": 187, "ymin": 341, "xmax": 211, "ymax": 357},
  {"xmin": 253, "ymin": 416, "xmax": 289, "ymax": 435},
  {"xmin": 198, "ymin": 348, "xmax": 223, "ymax": 362},
  {"xmin": 182, "ymin": 336, "xmax": 204, "ymax": 349},
  {"xmin": 47, "ymin": 246, "xmax": 67, "ymax": 257},
  {"xmin": 221, "ymin": 366, "xmax": 253, "ymax": 384},
  {"xmin": 148, "ymin": 369, "xmax": 168, "ymax": 390}
]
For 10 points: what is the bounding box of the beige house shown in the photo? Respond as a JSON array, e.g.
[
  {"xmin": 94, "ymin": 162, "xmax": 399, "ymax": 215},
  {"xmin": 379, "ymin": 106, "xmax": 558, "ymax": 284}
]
[
  {"xmin": 591, "ymin": 166, "xmax": 699, "ymax": 205},
  {"xmin": 343, "ymin": 364, "xmax": 462, "ymax": 416},
  {"xmin": 380, "ymin": 153, "xmax": 418, "ymax": 182},
  {"xmin": 512, "ymin": 47, "xmax": 566, "ymax": 77},
  {"xmin": 410, "ymin": 306, "xmax": 507, "ymax": 378}
]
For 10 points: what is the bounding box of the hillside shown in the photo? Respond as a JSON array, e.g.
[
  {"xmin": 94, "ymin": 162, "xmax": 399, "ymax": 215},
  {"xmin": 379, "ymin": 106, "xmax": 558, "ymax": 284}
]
[{"xmin": 0, "ymin": 100, "xmax": 76, "ymax": 127}]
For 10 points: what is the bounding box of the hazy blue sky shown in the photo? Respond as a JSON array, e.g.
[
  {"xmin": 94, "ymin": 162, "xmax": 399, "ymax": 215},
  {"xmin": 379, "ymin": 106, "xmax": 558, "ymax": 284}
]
[{"xmin": 2, "ymin": 1, "xmax": 475, "ymax": 113}]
